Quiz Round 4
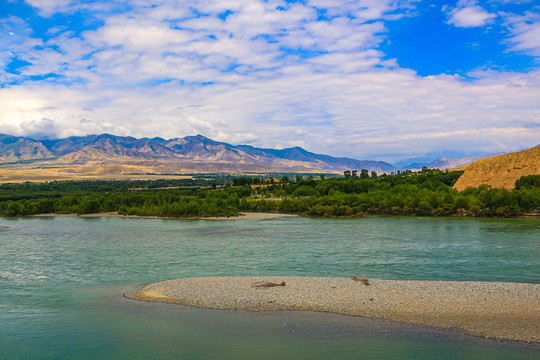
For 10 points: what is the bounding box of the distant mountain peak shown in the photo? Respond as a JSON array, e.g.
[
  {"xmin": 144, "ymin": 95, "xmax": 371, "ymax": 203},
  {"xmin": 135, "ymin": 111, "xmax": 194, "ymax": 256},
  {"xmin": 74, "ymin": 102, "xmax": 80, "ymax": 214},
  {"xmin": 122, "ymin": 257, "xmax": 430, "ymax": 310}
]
[
  {"xmin": 397, "ymin": 153, "xmax": 507, "ymax": 171},
  {"xmin": 0, "ymin": 133, "xmax": 398, "ymax": 174},
  {"xmin": 185, "ymin": 134, "xmax": 210, "ymax": 141}
]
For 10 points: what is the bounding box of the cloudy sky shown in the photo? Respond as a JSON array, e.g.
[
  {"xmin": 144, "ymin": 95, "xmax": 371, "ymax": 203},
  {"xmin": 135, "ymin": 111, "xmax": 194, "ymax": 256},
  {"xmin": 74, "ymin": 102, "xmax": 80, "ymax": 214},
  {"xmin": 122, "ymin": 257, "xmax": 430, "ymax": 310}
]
[{"xmin": 1, "ymin": 0, "xmax": 539, "ymax": 163}]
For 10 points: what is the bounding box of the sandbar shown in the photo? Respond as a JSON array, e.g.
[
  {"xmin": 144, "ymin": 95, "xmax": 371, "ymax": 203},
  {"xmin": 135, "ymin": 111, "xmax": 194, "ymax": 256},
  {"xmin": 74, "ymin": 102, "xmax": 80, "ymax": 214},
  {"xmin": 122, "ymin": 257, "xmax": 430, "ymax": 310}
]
[
  {"xmin": 125, "ymin": 276, "xmax": 540, "ymax": 343},
  {"xmin": 0, "ymin": 226, "xmax": 8, "ymax": 229}
]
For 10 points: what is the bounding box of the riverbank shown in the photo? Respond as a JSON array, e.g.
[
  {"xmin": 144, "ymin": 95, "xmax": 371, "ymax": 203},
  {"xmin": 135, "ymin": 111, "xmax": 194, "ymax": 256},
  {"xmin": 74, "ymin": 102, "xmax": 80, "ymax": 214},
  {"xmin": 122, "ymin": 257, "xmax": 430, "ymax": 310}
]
[
  {"xmin": 19, "ymin": 211, "xmax": 540, "ymax": 220},
  {"xmin": 125, "ymin": 276, "xmax": 540, "ymax": 343},
  {"xmin": 29, "ymin": 212, "xmax": 300, "ymax": 220}
]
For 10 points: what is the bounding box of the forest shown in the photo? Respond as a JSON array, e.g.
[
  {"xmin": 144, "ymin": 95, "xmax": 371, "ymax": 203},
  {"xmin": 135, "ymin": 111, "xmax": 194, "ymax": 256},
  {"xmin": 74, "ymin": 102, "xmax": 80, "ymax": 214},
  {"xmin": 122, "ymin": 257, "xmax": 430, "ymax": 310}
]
[{"xmin": 0, "ymin": 170, "xmax": 539, "ymax": 218}]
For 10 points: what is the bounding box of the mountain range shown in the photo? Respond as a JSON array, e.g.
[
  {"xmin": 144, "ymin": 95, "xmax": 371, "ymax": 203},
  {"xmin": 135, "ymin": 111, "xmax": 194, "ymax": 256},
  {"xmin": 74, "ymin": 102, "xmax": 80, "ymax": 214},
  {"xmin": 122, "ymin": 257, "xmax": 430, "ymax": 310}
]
[
  {"xmin": 397, "ymin": 153, "xmax": 505, "ymax": 171},
  {"xmin": 0, "ymin": 133, "xmax": 397, "ymax": 175},
  {"xmin": 1, "ymin": 133, "xmax": 538, "ymax": 189},
  {"xmin": 0, "ymin": 133, "xmax": 503, "ymax": 173}
]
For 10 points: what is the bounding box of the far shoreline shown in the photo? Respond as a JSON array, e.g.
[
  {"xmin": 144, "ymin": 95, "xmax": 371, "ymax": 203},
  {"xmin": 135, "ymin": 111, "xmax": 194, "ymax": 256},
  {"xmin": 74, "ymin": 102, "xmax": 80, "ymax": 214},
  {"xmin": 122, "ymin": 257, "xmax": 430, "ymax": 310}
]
[
  {"xmin": 20, "ymin": 212, "xmax": 540, "ymax": 220},
  {"xmin": 28, "ymin": 212, "xmax": 301, "ymax": 221}
]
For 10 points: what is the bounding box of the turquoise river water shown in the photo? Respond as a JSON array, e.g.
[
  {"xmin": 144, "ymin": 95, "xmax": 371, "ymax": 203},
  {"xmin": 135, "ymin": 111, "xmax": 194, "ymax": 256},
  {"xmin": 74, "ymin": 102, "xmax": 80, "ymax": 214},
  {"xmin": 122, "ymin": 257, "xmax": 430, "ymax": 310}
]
[{"xmin": 0, "ymin": 215, "xmax": 539, "ymax": 359}]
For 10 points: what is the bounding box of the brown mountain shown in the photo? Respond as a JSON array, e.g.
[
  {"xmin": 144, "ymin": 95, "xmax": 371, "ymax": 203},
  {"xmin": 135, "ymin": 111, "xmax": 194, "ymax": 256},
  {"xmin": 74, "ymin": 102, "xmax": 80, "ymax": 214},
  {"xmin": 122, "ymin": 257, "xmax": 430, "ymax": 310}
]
[
  {"xmin": 0, "ymin": 133, "xmax": 397, "ymax": 180},
  {"xmin": 453, "ymin": 145, "xmax": 540, "ymax": 191},
  {"xmin": 0, "ymin": 134, "xmax": 54, "ymax": 162}
]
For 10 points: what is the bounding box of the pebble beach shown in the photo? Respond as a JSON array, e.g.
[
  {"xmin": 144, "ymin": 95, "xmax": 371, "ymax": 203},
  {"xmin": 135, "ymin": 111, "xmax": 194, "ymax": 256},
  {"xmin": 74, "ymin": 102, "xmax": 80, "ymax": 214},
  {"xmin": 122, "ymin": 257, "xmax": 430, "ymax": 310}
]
[{"xmin": 125, "ymin": 276, "xmax": 540, "ymax": 343}]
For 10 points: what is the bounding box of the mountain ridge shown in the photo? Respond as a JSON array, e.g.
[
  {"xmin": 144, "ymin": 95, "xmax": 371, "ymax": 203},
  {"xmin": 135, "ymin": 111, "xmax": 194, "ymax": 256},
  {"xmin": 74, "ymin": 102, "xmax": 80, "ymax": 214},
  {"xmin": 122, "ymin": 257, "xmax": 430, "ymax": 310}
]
[
  {"xmin": 397, "ymin": 153, "xmax": 506, "ymax": 171},
  {"xmin": 2, "ymin": 133, "xmax": 539, "ymax": 187},
  {"xmin": 0, "ymin": 133, "xmax": 397, "ymax": 175}
]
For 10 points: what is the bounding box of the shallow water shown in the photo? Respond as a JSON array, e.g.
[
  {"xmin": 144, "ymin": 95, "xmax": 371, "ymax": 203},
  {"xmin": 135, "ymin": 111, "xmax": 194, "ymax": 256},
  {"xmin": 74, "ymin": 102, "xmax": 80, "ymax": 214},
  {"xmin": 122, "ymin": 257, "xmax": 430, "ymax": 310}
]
[{"xmin": 1, "ymin": 216, "xmax": 539, "ymax": 359}]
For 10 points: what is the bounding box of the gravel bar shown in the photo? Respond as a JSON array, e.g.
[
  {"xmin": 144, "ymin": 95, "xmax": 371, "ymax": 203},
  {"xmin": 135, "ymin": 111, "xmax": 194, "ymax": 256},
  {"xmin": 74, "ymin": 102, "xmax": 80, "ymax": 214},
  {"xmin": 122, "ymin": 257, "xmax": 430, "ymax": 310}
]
[{"xmin": 125, "ymin": 276, "xmax": 540, "ymax": 343}]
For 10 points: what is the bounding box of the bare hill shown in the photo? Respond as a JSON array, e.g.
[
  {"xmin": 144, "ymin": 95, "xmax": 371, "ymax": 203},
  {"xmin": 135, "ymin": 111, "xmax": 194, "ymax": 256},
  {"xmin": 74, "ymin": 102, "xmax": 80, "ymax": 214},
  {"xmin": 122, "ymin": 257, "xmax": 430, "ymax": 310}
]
[{"xmin": 453, "ymin": 146, "xmax": 540, "ymax": 191}]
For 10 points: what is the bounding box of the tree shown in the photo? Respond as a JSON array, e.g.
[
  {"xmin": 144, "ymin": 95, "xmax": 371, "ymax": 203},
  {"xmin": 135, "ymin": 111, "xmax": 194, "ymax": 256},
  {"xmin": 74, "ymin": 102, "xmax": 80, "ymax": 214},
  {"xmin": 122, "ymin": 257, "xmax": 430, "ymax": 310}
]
[
  {"xmin": 360, "ymin": 169, "xmax": 369, "ymax": 179},
  {"xmin": 6, "ymin": 201, "xmax": 21, "ymax": 216},
  {"xmin": 416, "ymin": 200, "xmax": 433, "ymax": 216},
  {"xmin": 344, "ymin": 170, "xmax": 351, "ymax": 179},
  {"xmin": 515, "ymin": 175, "xmax": 540, "ymax": 189},
  {"xmin": 37, "ymin": 199, "xmax": 55, "ymax": 213},
  {"xmin": 78, "ymin": 198, "xmax": 100, "ymax": 214}
]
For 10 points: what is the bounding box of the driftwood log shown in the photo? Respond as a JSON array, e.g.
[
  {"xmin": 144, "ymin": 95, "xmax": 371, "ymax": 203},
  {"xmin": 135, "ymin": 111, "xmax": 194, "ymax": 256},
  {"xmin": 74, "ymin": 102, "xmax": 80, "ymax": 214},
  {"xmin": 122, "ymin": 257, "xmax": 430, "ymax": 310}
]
[
  {"xmin": 252, "ymin": 281, "xmax": 286, "ymax": 288},
  {"xmin": 351, "ymin": 275, "xmax": 370, "ymax": 285}
]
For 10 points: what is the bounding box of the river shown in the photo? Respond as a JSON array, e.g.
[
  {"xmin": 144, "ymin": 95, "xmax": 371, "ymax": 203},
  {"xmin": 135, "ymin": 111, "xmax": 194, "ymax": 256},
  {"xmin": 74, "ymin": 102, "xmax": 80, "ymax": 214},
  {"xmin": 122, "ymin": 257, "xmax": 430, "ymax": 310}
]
[{"xmin": 0, "ymin": 216, "xmax": 538, "ymax": 359}]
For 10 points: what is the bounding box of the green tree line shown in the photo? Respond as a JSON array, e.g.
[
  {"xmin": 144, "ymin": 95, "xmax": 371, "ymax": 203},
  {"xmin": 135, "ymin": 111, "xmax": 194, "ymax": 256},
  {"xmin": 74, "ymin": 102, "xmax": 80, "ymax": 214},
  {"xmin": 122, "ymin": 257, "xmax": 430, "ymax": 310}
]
[{"xmin": 0, "ymin": 172, "xmax": 539, "ymax": 218}]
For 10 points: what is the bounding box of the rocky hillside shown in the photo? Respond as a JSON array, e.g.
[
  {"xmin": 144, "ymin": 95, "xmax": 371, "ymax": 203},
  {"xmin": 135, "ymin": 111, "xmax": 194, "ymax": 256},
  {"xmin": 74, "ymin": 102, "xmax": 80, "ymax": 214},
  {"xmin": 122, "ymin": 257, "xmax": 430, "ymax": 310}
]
[
  {"xmin": 0, "ymin": 134, "xmax": 54, "ymax": 162},
  {"xmin": 0, "ymin": 133, "xmax": 397, "ymax": 175},
  {"xmin": 453, "ymin": 145, "xmax": 540, "ymax": 191}
]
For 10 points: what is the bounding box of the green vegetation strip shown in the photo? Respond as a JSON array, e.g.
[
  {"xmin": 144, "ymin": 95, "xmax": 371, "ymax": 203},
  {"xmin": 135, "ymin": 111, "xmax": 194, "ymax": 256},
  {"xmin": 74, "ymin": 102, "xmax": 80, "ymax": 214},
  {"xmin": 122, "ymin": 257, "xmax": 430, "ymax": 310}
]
[{"xmin": 1, "ymin": 172, "xmax": 539, "ymax": 218}]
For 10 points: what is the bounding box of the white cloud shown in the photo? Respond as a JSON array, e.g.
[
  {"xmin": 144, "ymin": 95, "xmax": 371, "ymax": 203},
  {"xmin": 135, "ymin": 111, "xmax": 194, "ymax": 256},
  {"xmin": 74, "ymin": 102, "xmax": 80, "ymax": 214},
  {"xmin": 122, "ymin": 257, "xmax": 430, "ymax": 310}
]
[
  {"xmin": 308, "ymin": 0, "xmax": 406, "ymax": 21},
  {"xmin": 0, "ymin": 0, "xmax": 538, "ymax": 162},
  {"xmin": 0, "ymin": 17, "xmax": 33, "ymax": 82},
  {"xmin": 71, "ymin": 0, "xmax": 394, "ymax": 86},
  {"xmin": 503, "ymin": 11, "xmax": 540, "ymax": 57},
  {"xmin": 23, "ymin": 0, "xmax": 130, "ymax": 17},
  {"xmin": 446, "ymin": 0, "xmax": 497, "ymax": 28},
  {"xmin": 309, "ymin": 50, "xmax": 383, "ymax": 72},
  {"xmin": 1, "ymin": 66, "xmax": 539, "ymax": 161},
  {"xmin": 24, "ymin": 0, "xmax": 76, "ymax": 17}
]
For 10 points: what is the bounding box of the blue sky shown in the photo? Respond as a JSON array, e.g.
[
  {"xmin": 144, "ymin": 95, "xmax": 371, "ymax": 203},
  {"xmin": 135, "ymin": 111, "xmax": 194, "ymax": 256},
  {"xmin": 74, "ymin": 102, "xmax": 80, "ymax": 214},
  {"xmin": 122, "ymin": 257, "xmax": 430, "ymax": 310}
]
[{"xmin": 0, "ymin": 0, "xmax": 539, "ymax": 162}]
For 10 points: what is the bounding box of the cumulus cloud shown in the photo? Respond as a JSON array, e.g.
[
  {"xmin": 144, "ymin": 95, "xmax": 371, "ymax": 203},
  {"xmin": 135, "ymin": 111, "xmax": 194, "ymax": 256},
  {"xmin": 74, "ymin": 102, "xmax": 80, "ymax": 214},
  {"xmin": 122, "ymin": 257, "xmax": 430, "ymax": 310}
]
[
  {"xmin": 2, "ymin": 66, "xmax": 539, "ymax": 161},
  {"xmin": 446, "ymin": 0, "xmax": 497, "ymax": 28},
  {"xmin": 71, "ymin": 0, "xmax": 398, "ymax": 87},
  {"xmin": 0, "ymin": 0, "xmax": 538, "ymax": 162},
  {"xmin": 18, "ymin": 117, "xmax": 60, "ymax": 139}
]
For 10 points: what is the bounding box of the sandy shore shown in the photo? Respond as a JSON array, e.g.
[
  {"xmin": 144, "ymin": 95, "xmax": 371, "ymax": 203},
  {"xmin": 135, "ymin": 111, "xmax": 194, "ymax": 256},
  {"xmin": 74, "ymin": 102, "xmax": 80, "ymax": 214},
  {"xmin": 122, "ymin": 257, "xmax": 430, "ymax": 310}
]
[
  {"xmin": 125, "ymin": 276, "xmax": 540, "ymax": 343},
  {"xmin": 0, "ymin": 226, "xmax": 8, "ymax": 229},
  {"xmin": 29, "ymin": 212, "xmax": 299, "ymax": 220}
]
